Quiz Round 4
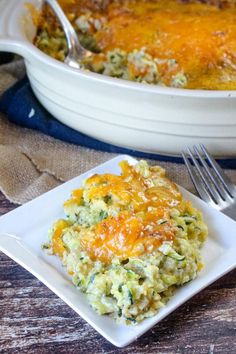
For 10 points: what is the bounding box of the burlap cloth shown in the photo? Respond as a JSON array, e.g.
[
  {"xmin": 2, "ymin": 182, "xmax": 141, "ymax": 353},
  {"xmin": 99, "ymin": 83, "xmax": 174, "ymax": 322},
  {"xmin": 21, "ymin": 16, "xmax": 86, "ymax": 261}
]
[{"xmin": 0, "ymin": 59, "xmax": 235, "ymax": 205}]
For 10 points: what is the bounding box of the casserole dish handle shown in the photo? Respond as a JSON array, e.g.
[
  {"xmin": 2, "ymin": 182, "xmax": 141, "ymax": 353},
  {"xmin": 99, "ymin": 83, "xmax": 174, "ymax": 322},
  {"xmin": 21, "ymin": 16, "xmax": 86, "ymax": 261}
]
[
  {"xmin": 0, "ymin": 39, "xmax": 32, "ymax": 58},
  {"xmin": 0, "ymin": 0, "xmax": 40, "ymax": 58}
]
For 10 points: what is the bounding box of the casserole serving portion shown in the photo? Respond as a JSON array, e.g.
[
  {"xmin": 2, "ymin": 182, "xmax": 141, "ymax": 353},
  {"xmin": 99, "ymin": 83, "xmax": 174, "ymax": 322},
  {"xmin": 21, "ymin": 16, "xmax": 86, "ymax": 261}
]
[
  {"xmin": 0, "ymin": 0, "xmax": 236, "ymax": 156},
  {"xmin": 43, "ymin": 160, "xmax": 207, "ymax": 325}
]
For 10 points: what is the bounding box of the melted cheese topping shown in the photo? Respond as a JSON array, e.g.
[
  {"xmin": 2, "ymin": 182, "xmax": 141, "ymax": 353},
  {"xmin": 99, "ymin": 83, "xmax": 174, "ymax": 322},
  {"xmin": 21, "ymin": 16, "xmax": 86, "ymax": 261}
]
[
  {"xmin": 59, "ymin": 0, "xmax": 236, "ymax": 89},
  {"xmin": 52, "ymin": 219, "xmax": 69, "ymax": 257},
  {"xmin": 80, "ymin": 210, "xmax": 175, "ymax": 264},
  {"xmin": 52, "ymin": 161, "xmax": 183, "ymax": 264},
  {"xmin": 63, "ymin": 188, "xmax": 83, "ymax": 208},
  {"xmin": 97, "ymin": 1, "xmax": 236, "ymax": 89},
  {"xmin": 86, "ymin": 161, "xmax": 182, "ymax": 211}
]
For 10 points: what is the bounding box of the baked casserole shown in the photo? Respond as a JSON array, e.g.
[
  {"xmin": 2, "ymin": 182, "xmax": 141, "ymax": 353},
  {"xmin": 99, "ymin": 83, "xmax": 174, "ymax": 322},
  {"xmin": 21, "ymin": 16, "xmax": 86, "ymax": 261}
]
[
  {"xmin": 35, "ymin": 0, "xmax": 236, "ymax": 90},
  {"xmin": 43, "ymin": 160, "xmax": 207, "ymax": 324}
]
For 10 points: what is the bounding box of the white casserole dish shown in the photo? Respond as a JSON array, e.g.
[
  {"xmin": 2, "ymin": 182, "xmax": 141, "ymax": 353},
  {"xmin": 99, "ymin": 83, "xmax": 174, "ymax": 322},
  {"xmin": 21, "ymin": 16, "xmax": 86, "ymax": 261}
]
[{"xmin": 0, "ymin": 0, "xmax": 236, "ymax": 156}]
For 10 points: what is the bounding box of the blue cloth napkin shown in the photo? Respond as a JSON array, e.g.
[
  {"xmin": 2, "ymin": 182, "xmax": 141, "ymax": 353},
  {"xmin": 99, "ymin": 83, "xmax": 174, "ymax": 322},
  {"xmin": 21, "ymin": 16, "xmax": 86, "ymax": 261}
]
[{"xmin": 0, "ymin": 76, "xmax": 235, "ymax": 169}]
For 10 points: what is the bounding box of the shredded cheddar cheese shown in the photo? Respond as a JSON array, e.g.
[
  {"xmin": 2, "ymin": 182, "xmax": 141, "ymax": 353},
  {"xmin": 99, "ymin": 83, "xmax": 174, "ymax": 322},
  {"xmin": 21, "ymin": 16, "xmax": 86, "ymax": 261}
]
[
  {"xmin": 35, "ymin": 0, "xmax": 236, "ymax": 89},
  {"xmin": 54, "ymin": 160, "xmax": 196, "ymax": 264},
  {"xmin": 51, "ymin": 219, "xmax": 69, "ymax": 257}
]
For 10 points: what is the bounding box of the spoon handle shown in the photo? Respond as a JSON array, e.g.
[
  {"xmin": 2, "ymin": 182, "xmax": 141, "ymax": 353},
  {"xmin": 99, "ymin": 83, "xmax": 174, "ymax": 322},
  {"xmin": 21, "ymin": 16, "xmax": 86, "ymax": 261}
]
[{"xmin": 45, "ymin": 0, "xmax": 86, "ymax": 58}]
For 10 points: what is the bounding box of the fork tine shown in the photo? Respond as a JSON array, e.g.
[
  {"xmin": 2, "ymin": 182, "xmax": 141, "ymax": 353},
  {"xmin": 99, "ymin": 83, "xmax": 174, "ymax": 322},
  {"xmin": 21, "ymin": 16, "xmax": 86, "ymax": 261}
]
[
  {"xmin": 200, "ymin": 144, "xmax": 235, "ymax": 198},
  {"xmin": 182, "ymin": 151, "xmax": 214, "ymax": 204},
  {"xmin": 193, "ymin": 145, "xmax": 228, "ymax": 201},
  {"xmin": 187, "ymin": 147, "xmax": 221, "ymax": 204}
]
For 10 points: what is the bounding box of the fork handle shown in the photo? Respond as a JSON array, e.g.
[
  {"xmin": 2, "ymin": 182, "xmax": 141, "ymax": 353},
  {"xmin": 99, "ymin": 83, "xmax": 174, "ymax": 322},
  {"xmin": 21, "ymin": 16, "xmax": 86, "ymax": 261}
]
[{"xmin": 222, "ymin": 204, "xmax": 236, "ymax": 221}]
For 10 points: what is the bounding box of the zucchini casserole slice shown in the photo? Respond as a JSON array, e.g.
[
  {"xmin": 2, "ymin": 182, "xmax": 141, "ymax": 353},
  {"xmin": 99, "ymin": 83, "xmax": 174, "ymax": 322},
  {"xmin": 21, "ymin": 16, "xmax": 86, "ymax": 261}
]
[{"xmin": 43, "ymin": 160, "xmax": 207, "ymax": 325}]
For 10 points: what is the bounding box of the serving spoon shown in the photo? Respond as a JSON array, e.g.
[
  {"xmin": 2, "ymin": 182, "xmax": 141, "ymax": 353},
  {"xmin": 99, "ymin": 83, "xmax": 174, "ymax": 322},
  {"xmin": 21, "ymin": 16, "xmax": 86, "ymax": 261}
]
[{"xmin": 45, "ymin": 0, "xmax": 93, "ymax": 69}]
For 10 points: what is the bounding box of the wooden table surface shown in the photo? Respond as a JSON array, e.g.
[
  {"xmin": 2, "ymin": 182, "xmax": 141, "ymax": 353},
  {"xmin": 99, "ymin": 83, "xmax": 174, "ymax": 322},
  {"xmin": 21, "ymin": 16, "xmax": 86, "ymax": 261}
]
[{"xmin": 0, "ymin": 191, "xmax": 235, "ymax": 354}]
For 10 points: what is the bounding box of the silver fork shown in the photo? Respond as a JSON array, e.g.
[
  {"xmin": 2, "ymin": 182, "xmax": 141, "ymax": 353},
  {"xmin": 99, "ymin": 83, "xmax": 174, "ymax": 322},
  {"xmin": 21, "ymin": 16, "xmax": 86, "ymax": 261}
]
[{"xmin": 182, "ymin": 145, "xmax": 236, "ymax": 221}]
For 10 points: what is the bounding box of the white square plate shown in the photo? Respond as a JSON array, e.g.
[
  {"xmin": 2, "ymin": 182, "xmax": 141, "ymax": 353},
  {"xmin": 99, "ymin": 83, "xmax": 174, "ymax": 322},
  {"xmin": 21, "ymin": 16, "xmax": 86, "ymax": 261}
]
[{"xmin": 0, "ymin": 155, "xmax": 236, "ymax": 347}]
